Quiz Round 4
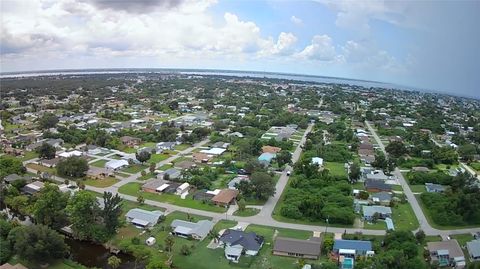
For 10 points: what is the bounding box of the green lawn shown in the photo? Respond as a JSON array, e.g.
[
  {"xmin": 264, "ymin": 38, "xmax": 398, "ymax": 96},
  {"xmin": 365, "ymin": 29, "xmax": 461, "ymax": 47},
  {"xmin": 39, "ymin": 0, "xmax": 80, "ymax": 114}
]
[
  {"xmin": 174, "ymin": 144, "xmax": 191, "ymax": 151},
  {"xmin": 451, "ymin": 234, "xmax": 474, "ymax": 246},
  {"xmin": 352, "ymin": 181, "xmax": 365, "ymax": 190},
  {"xmin": 158, "ymin": 164, "xmax": 173, "ymax": 171},
  {"xmin": 118, "ymin": 183, "xmax": 226, "ymax": 213},
  {"xmin": 233, "ymin": 208, "xmax": 260, "ymax": 217},
  {"xmin": 409, "ymin": 184, "xmax": 426, "ymax": 193},
  {"xmin": 83, "ymin": 177, "xmax": 119, "ymax": 188},
  {"xmin": 122, "ymin": 164, "xmax": 148, "ymax": 174},
  {"xmin": 8, "ymin": 257, "xmax": 87, "ymax": 269},
  {"xmin": 363, "ymin": 220, "xmax": 387, "ymax": 230},
  {"xmin": 470, "ymin": 162, "xmax": 480, "ymax": 171},
  {"xmin": 115, "ymin": 172, "xmax": 130, "ymax": 178},
  {"xmin": 91, "ymin": 159, "xmax": 108, "ymax": 168},
  {"xmin": 26, "ymin": 163, "xmax": 55, "ymax": 174},
  {"xmin": 425, "ymin": 235, "xmax": 442, "ymax": 242},
  {"xmin": 391, "ymin": 185, "xmax": 404, "ymax": 191},
  {"xmin": 20, "ymin": 151, "xmax": 39, "ymax": 161},
  {"xmin": 138, "ymin": 173, "xmax": 156, "ymax": 181},
  {"xmin": 148, "ymin": 153, "xmax": 170, "ymax": 164},
  {"xmin": 324, "ymin": 162, "xmax": 347, "ymax": 177},
  {"xmin": 139, "ymin": 142, "xmax": 156, "ymax": 148},
  {"xmin": 391, "ymin": 202, "xmax": 419, "ymax": 231}
]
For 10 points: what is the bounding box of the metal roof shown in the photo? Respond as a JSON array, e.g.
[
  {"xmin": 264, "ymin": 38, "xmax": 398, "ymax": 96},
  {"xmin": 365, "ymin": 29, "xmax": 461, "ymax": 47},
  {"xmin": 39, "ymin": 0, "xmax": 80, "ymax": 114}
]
[{"xmin": 333, "ymin": 240, "xmax": 372, "ymax": 252}]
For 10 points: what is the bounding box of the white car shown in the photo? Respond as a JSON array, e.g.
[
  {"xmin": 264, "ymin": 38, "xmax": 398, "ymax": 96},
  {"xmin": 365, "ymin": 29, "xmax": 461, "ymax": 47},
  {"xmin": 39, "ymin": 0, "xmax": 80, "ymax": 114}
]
[{"xmin": 286, "ymin": 171, "xmax": 291, "ymax": 176}]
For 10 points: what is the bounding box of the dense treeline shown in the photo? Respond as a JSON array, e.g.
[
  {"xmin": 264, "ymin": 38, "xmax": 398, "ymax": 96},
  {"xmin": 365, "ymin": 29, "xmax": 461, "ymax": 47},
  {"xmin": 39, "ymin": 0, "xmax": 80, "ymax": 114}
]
[{"xmin": 406, "ymin": 171, "xmax": 453, "ymax": 185}]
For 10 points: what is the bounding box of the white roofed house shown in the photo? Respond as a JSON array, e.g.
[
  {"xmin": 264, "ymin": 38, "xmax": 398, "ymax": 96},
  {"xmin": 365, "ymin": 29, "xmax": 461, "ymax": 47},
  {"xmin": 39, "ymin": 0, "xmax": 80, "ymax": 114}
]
[
  {"xmin": 105, "ymin": 159, "xmax": 129, "ymax": 171},
  {"xmin": 170, "ymin": 219, "xmax": 214, "ymax": 240},
  {"xmin": 125, "ymin": 208, "xmax": 164, "ymax": 229},
  {"xmin": 58, "ymin": 150, "xmax": 83, "ymax": 158}
]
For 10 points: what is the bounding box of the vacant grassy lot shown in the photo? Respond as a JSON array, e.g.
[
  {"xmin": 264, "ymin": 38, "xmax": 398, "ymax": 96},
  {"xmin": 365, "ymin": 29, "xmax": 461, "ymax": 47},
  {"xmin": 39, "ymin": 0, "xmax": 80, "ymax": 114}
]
[
  {"xmin": 148, "ymin": 153, "xmax": 170, "ymax": 164},
  {"xmin": 26, "ymin": 163, "xmax": 55, "ymax": 174},
  {"xmin": 118, "ymin": 182, "xmax": 226, "ymax": 213},
  {"xmin": 83, "ymin": 176, "xmax": 119, "ymax": 188},
  {"xmin": 391, "ymin": 202, "xmax": 419, "ymax": 230},
  {"xmin": 122, "ymin": 164, "xmax": 148, "ymax": 174},
  {"xmin": 20, "ymin": 151, "xmax": 39, "ymax": 161},
  {"xmin": 91, "ymin": 159, "xmax": 108, "ymax": 168},
  {"xmin": 324, "ymin": 162, "xmax": 347, "ymax": 177},
  {"xmin": 174, "ymin": 144, "xmax": 191, "ymax": 151},
  {"xmin": 409, "ymin": 184, "xmax": 426, "ymax": 193},
  {"xmin": 233, "ymin": 208, "xmax": 260, "ymax": 217}
]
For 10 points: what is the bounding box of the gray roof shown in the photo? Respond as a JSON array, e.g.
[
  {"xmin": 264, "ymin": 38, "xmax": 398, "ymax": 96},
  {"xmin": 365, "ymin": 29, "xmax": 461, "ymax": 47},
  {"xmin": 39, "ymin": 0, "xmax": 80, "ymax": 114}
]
[
  {"xmin": 425, "ymin": 183, "xmax": 445, "ymax": 192},
  {"xmin": 362, "ymin": 205, "xmax": 392, "ymax": 217},
  {"xmin": 171, "ymin": 219, "xmax": 214, "ymax": 239},
  {"xmin": 333, "ymin": 239, "xmax": 372, "ymax": 252},
  {"xmin": 125, "ymin": 208, "xmax": 164, "ymax": 225},
  {"xmin": 142, "ymin": 179, "xmax": 168, "ymax": 190},
  {"xmin": 220, "ymin": 229, "xmax": 264, "ymax": 251},
  {"xmin": 371, "ymin": 192, "xmax": 392, "ymax": 202},
  {"xmin": 4, "ymin": 174, "xmax": 22, "ymax": 183},
  {"xmin": 273, "ymin": 237, "xmax": 321, "ymax": 256},
  {"xmin": 163, "ymin": 168, "xmax": 181, "ymax": 178},
  {"xmin": 366, "ymin": 172, "xmax": 388, "ymax": 181},
  {"xmin": 228, "ymin": 176, "xmax": 249, "ymax": 189},
  {"xmin": 467, "ymin": 240, "xmax": 480, "ymax": 258},
  {"xmin": 365, "ymin": 179, "xmax": 392, "ymax": 191}
]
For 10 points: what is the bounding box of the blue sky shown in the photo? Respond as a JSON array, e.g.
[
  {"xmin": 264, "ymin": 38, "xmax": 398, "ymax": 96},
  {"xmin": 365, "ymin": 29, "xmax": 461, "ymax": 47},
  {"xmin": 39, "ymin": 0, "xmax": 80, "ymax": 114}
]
[{"xmin": 1, "ymin": 0, "xmax": 479, "ymax": 97}]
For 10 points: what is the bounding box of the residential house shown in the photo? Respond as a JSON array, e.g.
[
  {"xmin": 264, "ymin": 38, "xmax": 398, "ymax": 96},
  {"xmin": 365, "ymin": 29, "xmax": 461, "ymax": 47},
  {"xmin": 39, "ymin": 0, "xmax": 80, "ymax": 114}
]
[
  {"xmin": 427, "ymin": 240, "xmax": 466, "ymax": 268},
  {"xmin": 175, "ymin": 160, "xmax": 196, "ymax": 170},
  {"xmin": 125, "ymin": 208, "xmax": 164, "ymax": 228},
  {"xmin": 4, "ymin": 174, "xmax": 32, "ymax": 185},
  {"xmin": 412, "ymin": 166, "xmax": 430, "ymax": 173},
  {"xmin": 21, "ymin": 181, "xmax": 45, "ymax": 195},
  {"xmin": 105, "ymin": 159, "xmax": 129, "ymax": 171},
  {"xmin": 364, "ymin": 179, "xmax": 392, "ymax": 193},
  {"xmin": 156, "ymin": 142, "xmax": 176, "ymax": 152},
  {"xmin": 170, "ymin": 219, "xmax": 214, "ymax": 240},
  {"xmin": 228, "ymin": 176, "xmax": 249, "ymax": 190},
  {"xmin": 192, "ymin": 152, "xmax": 211, "ymax": 163},
  {"xmin": 38, "ymin": 157, "xmax": 61, "ymax": 168},
  {"xmin": 86, "ymin": 166, "xmax": 113, "ymax": 179},
  {"xmin": 258, "ymin": 152, "xmax": 276, "ymax": 165},
  {"xmin": 370, "ymin": 192, "xmax": 392, "ymax": 206},
  {"xmin": 142, "ymin": 179, "xmax": 169, "ymax": 193},
  {"xmin": 425, "ymin": 183, "xmax": 445, "ymax": 193},
  {"xmin": 333, "ymin": 239, "xmax": 374, "ymax": 257},
  {"xmin": 192, "ymin": 189, "xmax": 219, "ymax": 202},
  {"xmin": 311, "ymin": 157, "xmax": 324, "ymax": 167},
  {"xmin": 466, "ymin": 240, "xmax": 480, "ymax": 261},
  {"xmin": 26, "ymin": 138, "xmax": 64, "ymax": 151},
  {"xmin": 157, "ymin": 168, "xmax": 181, "ymax": 181},
  {"xmin": 200, "ymin": 147, "xmax": 226, "ymax": 155},
  {"xmin": 365, "ymin": 171, "xmax": 389, "ymax": 181},
  {"xmin": 262, "ymin": 146, "xmax": 282, "ymax": 154},
  {"xmin": 120, "ymin": 136, "xmax": 142, "ymax": 147},
  {"xmin": 176, "ymin": 182, "xmax": 190, "ymax": 195},
  {"xmin": 211, "ymin": 189, "xmax": 238, "ymax": 207},
  {"xmin": 58, "ymin": 150, "xmax": 83, "ymax": 158},
  {"xmin": 362, "ymin": 205, "xmax": 392, "ymax": 221},
  {"xmin": 219, "ymin": 229, "xmax": 264, "ymax": 262},
  {"xmin": 273, "ymin": 237, "xmax": 322, "ymax": 259},
  {"xmin": 211, "ymin": 142, "xmax": 230, "ymax": 149}
]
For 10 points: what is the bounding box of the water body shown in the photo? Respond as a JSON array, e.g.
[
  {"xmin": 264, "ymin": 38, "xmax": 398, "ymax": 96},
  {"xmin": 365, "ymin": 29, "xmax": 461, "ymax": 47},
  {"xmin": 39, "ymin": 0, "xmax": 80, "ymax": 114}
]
[{"xmin": 65, "ymin": 238, "xmax": 142, "ymax": 269}]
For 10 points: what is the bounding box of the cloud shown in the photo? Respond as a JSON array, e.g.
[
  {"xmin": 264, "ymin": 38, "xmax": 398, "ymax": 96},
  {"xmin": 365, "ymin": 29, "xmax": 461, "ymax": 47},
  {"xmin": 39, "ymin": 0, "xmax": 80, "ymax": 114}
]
[
  {"xmin": 290, "ymin": 15, "xmax": 303, "ymax": 25},
  {"xmin": 86, "ymin": 0, "xmax": 186, "ymax": 13},
  {"xmin": 297, "ymin": 35, "xmax": 337, "ymax": 61}
]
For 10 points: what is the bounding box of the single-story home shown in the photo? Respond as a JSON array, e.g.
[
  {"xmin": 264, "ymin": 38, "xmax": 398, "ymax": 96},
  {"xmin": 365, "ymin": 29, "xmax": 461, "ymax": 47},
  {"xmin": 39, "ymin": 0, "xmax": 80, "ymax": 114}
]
[
  {"xmin": 157, "ymin": 168, "xmax": 181, "ymax": 180},
  {"xmin": 311, "ymin": 157, "xmax": 324, "ymax": 166},
  {"xmin": 142, "ymin": 179, "xmax": 168, "ymax": 193},
  {"xmin": 219, "ymin": 229, "xmax": 264, "ymax": 263},
  {"xmin": 262, "ymin": 146, "xmax": 282, "ymax": 154},
  {"xmin": 176, "ymin": 182, "xmax": 190, "ymax": 195},
  {"xmin": 58, "ymin": 150, "xmax": 83, "ymax": 158},
  {"xmin": 211, "ymin": 142, "xmax": 230, "ymax": 149},
  {"xmin": 4, "ymin": 174, "xmax": 32, "ymax": 185},
  {"xmin": 212, "ymin": 189, "xmax": 238, "ymax": 207},
  {"xmin": 258, "ymin": 152, "xmax": 276, "ymax": 165},
  {"xmin": 228, "ymin": 176, "xmax": 249, "ymax": 190},
  {"xmin": 425, "ymin": 183, "xmax": 445, "ymax": 193},
  {"xmin": 170, "ymin": 219, "xmax": 214, "ymax": 240},
  {"xmin": 364, "ymin": 179, "xmax": 392, "ymax": 193},
  {"xmin": 412, "ymin": 166, "xmax": 430, "ymax": 173},
  {"xmin": 362, "ymin": 205, "xmax": 392, "ymax": 221},
  {"xmin": 200, "ymin": 147, "xmax": 226, "ymax": 156},
  {"xmin": 466, "ymin": 240, "xmax": 480, "ymax": 261},
  {"xmin": 156, "ymin": 142, "xmax": 177, "ymax": 152},
  {"xmin": 175, "ymin": 160, "xmax": 196, "ymax": 170},
  {"xmin": 192, "ymin": 189, "xmax": 218, "ymax": 201},
  {"xmin": 120, "ymin": 136, "xmax": 142, "ymax": 147},
  {"xmin": 21, "ymin": 181, "xmax": 45, "ymax": 195},
  {"xmin": 273, "ymin": 237, "xmax": 322, "ymax": 259},
  {"xmin": 427, "ymin": 240, "xmax": 465, "ymax": 268},
  {"xmin": 333, "ymin": 239, "xmax": 373, "ymax": 257},
  {"xmin": 365, "ymin": 171, "xmax": 389, "ymax": 181},
  {"xmin": 105, "ymin": 159, "xmax": 129, "ymax": 171},
  {"xmin": 192, "ymin": 152, "xmax": 211, "ymax": 163},
  {"xmin": 370, "ymin": 192, "xmax": 392, "ymax": 205},
  {"xmin": 86, "ymin": 166, "xmax": 113, "ymax": 179},
  {"xmin": 125, "ymin": 208, "xmax": 164, "ymax": 228},
  {"xmin": 38, "ymin": 157, "xmax": 61, "ymax": 168}
]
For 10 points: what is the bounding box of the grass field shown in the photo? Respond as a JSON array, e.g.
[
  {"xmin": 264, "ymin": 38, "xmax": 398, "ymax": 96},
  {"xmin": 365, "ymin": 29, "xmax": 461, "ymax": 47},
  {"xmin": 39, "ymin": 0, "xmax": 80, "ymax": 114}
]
[
  {"xmin": 83, "ymin": 176, "xmax": 119, "ymax": 187},
  {"xmin": 118, "ymin": 182, "xmax": 226, "ymax": 213},
  {"xmin": 409, "ymin": 184, "xmax": 426, "ymax": 193},
  {"xmin": 122, "ymin": 164, "xmax": 148, "ymax": 174},
  {"xmin": 91, "ymin": 159, "xmax": 108, "ymax": 168},
  {"xmin": 324, "ymin": 162, "xmax": 347, "ymax": 177},
  {"xmin": 233, "ymin": 208, "xmax": 260, "ymax": 217},
  {"xmin": 391, "ymin": 202, "xmax": 419, "ymax": 230},
  {"xmin": 138, "ymin": 173, "xmax": 156, "ymax": 181},
  {"xmin": 20, "ymin": 151, "xmax": 39, "ymax": 161},
  {"xmin": 174, "ymin": 144, "xmax": 191, "ymax": 151},
  {"xmin": 26, "ymin": 163, "xmax": 55, "ymax": 174},
  {"xmin": 470, "ymin": 162, "xmax": 480, "ymax": 171},
  {"xmin": 148, "ymin": 153, "xmax": 170, "ymax": 164}
]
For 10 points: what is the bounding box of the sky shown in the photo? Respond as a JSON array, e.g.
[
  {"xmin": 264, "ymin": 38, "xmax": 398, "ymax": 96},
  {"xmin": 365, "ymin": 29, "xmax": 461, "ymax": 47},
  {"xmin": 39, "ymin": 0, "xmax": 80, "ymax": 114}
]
[{"xmin": 1, "ymin": 0, "xmax": 480, "ymax": 97}]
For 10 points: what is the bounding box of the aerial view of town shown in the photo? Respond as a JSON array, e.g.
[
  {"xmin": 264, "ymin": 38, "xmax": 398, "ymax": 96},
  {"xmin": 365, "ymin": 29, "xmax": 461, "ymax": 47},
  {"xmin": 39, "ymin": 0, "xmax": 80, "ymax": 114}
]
[{"xmin": 0, "ymin": 1, "xmax": 479, "ymax": 269}]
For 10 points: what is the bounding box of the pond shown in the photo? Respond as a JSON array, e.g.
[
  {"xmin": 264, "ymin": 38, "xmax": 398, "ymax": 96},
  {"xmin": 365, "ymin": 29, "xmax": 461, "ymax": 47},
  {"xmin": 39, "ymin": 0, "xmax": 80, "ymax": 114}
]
[{"xmin": 65, "ymin": 238, "xmax": 144, "ymax": 269}]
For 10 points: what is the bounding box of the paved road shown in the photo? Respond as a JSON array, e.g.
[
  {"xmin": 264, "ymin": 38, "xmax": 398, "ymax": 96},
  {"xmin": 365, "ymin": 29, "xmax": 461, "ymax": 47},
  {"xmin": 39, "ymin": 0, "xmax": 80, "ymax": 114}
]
[{"xmin": 365, "ymin": 121, "xmax": 480, "ymax": 236}]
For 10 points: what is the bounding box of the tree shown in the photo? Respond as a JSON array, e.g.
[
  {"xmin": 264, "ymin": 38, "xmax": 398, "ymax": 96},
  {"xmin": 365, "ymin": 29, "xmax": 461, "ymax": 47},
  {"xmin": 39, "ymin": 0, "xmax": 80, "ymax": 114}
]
[
  {"xmin": 322, "ymin": 237, "xmax": 334, "ymax": 253},
  {"xmin": 149, "ymin": 163, "xmax": 156, "ymax": 174},
  {"xmin": 8, "ymin": 225, "xmax": 68, "ymax": 264},
  {"xmin": 249, "ymin": 172, "xmax": 276, "ymax": 200},
  {"xmin": 415, "ymin": 230, "xmax": 426, "ymax": 243},
  {"xmin": 458, "ymin": 144, "xmax": 477, "ymax": 162},
  {"xmin": 137, "ymin": 195, "xmax": 145, "ymax": 205},
  {"xmin": 0, "ymin": 156, "xmax": 25, "ymax": 180},
  {"xmin": 386, "ymin": 141, "xmax": 406, "ymax": 158},
  {"xmin": 180, "ymin": 244, "xmax": 192, "ymax": 256},
  {"xmin": 57, "ymin": 156, "xmax": 89, "ymax": 178},
  {"xmin": 66, "ymin": 191, "xmax": 101, "ymax": 240},
  {"xmin": 136, "ymin": 151, "xmax": 151, "ymax": 163},
  {"xmin": 237, "ymin": 198, "xmax": 246, "ymax": 211},
  {"xmin": 102, "ymin": 192, "xmax": 123, "ymax": 235},
  {"xmin": 208, "ymin": 228, "xmax": 219, "ymax": 243},
  {"xmin": 164, "ymin": 235, "xmax": 175, "ymax": 252},
  {"xmin": 108, "ymin": 255, "xmax": 121, "ymax": 269},
  {"xmin": 37, "ymin": 142, "xmax": 56, "ymax": 159},
  {"xmin": 372, "ymin": 152, "xmax": 387, "ymax": 170},
  {"xmin": 275, "ymin": 151, "xmax": 292, "ymax": 167},
  {"xmin": 38, "ymin": 113, "xmax": 59, "ymax": 129},
  {"xmin": 33, "ymin": 183, "xmax": 69, "ymax": 229},
  {"xmin": 349, "ymin": 162, "xmax": 361, "ymax": 182}
]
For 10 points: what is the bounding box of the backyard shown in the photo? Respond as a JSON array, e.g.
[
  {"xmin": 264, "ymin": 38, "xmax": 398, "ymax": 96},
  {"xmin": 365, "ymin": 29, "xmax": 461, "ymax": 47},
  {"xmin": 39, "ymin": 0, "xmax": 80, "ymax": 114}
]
[{"xmin": 83, "ymin": 176, "xmax": 119, "ymax": 188}]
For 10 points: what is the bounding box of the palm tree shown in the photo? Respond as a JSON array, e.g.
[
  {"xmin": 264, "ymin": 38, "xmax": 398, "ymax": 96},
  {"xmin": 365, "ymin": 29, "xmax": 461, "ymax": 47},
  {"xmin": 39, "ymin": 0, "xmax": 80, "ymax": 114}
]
[
  {"xmin": 208, "ymin": 228, "xmax": 220, "ymax": 243},
  {"xmin": 165, "ymin": 235, "xmax": 175, "ymax": 253},
  {"xmin": 107, "ymin": 255, "xmax": 121, "ymax": 269}
]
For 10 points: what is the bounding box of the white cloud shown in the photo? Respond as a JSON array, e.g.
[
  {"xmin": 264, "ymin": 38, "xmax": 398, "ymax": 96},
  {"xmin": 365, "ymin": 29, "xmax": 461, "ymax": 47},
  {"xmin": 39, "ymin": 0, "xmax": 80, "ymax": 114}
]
[
  {"xmin": 297, "ymin": 35, "xmax": 337, "ymax": 61},
  {"xmin": 290, "ymin": 15, "xmax": 303, "ymax": 25}
]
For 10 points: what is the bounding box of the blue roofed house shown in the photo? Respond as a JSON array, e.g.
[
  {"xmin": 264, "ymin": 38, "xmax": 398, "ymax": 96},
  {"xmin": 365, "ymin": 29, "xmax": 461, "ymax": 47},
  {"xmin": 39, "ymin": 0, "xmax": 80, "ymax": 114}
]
[
  {"xmin": 125, "ymin": 208, "xmax": 164, "ymax": 228},
  {"xmin": 258, "ymin": 152, "xmax": 276, "ymax": 166},
  {"xmin": 219, "ymin": 229, "xmax": 264, "ymax": 263},
  {"xmin": 425, "ymin": 183, "xmax": 445, "ymax": 193},
  {"xmin": 333, "ymin": 239, "xmax": 374, "ymax": 257}
]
